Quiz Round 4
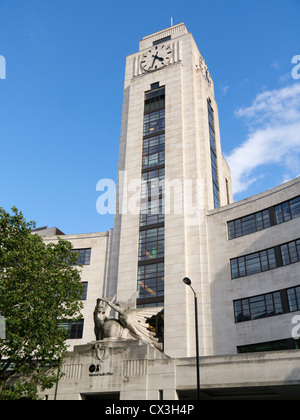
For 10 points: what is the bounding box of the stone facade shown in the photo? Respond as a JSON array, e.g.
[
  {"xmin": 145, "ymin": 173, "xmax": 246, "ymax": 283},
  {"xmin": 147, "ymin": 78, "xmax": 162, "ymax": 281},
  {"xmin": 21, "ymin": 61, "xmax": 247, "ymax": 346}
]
[
  {"xmin": 208, "ymin": 177, "xmax": 300, "ymax": 355},
  {"xmin": 42, "ymin": 341, "xmax": 300, "ymax": 400},
  {"xmin": 36, "ymin": 23, "xmax": 300, "ymax": 399}
]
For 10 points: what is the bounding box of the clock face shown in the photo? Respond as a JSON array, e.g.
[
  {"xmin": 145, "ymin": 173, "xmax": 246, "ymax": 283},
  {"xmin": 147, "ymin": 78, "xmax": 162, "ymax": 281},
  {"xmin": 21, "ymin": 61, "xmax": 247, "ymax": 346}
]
[{"xmin": 141, "ymin": 44, "xmax": 172, "ymax": 72}]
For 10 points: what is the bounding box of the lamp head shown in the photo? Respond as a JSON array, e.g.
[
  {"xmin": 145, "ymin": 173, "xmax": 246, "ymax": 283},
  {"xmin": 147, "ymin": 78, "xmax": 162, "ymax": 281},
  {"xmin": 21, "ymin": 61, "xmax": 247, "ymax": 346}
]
[{"xmin": 183, "ymin": 277, "xmax": 192, "ymax": 286}]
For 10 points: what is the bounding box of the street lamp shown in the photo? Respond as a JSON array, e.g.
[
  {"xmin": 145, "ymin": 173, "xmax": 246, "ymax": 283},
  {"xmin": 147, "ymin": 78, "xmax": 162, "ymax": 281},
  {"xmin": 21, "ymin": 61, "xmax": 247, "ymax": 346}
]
[{"xmin": 183, "ymin": 277, "xmax": 200, "ymax": 400}]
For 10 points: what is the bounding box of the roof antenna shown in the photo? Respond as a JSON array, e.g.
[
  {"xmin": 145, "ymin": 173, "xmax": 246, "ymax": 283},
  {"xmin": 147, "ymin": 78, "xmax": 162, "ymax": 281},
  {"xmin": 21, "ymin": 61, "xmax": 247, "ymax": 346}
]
[{"xmin": 171, "ymin": 17, "xmax": 173, "ymax": 26}]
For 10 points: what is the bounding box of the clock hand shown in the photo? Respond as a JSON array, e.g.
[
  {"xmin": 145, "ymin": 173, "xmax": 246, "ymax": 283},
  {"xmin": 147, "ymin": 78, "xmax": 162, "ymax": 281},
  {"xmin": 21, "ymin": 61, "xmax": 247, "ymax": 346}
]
[
  {"xmin": 151, "ymin": 52, "xmax": 158, "ymax": 68},
  {"xmin": 150, "ymin": 53, "xmax": 164, "ymax": 69}
]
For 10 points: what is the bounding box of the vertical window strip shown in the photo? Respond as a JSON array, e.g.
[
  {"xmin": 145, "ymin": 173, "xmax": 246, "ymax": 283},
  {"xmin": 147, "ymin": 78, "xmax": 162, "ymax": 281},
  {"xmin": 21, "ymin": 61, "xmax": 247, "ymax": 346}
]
[
  {"xmin": 138, "ymin": 85, "xmax": 166, "ymax": 307},
  {"xmin": 208, "ymin": 99, "xmax": 220, "ymax": 209}
]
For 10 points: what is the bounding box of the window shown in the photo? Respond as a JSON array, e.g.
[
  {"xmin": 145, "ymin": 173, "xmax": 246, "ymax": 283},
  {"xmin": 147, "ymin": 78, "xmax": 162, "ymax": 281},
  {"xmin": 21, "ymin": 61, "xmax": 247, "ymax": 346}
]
[
  {"xmin": 237, "ymin": 338, "xmax": 300, "ymax": 354},
  {"xmin": 59, "ymin": 319, "xmax": 84, "ymax": 339},
  {"xmin": 141, "ymin": 168, "xmax": 165, "ymax": 200},
  {"xmin": 138, "ymin": 85, "xmax": 165, "ymax": 309},
  {"xmin": 226, "ymin": 178, "xmax": 230, "ymax": 205},
  {"xmin": 234, "ymin": 291, "xmax": 283, "ymax": 323},
  {"xmin": 150, "ymin": 82, "xmax": 160, "ymax": 90},
  {"xmin": 213, "ymin": 184, "xmax": 220, "ymax": 209},
  {"xmin": 228, "ymin": 195, "xmax": 300, "ymax": 240},
  {"xmin": 140, "ymin": 196, "xmax": 164, "ymax": 227},
  {"xmin": 275, "ymin": 196, "xmax": 300, "ymax": 224},
  {"xmin": 81, "ymin": 282, "xmax": 88, "ymax": 300},
  {"xmin": 208, "ymin": 99, "xmax": 219, "ymax": 209},
  {"xmin": 209, "ymin": 125, "xmax": 216, "ymax": 152},
  {"xmin": 231, "ymin": 239, "xmax": 300, "ymax": 279},
  {"xmin": 234, "ymin": 285, "xmax": 300, "ymax": 324},
  {"xmin": 153, "ymin": 36, "xmax": 171, "ymax": 46},
  {"xmin": 139, "ymin": 227, "xmax": 164, "ymax": 261},
  {"xmin": 280, "ymin": 239, "xmax": 300, "ymax": 266},
  {"xmin": 287, "ymin": 286, "xmax": 300, "ymax": 312},
  {"xmin": 71, "ymin": 248, "xmax": 91, "ymax": 265},
  {"xmin": 231, "ymin": 247, "xmax": 277, "ymax": 279},
  {"xmin": 144, "ymin": 86, "xmax": 165, "ymax": 112},
  {"xmin": 228, "ymin": 210, "xmax": 271, "ymax": 239},
  {"xmin": 143, "ymin": 134, "xmax": 165, "ymax": 170},
  {"xmin": 138, "ymin": 262, "xmax": 164, "ymax": 301},
  {"xmin": 144, "ymin": 109, "xmax": 165, "ymax": 136}
]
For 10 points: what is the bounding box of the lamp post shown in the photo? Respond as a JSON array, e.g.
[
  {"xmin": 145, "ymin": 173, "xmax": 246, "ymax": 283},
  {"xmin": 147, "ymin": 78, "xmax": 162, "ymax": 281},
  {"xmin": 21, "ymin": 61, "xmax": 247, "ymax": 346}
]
[{"xmin": 183, "ymin": 277, "xmax": 200, "ymax": 400}]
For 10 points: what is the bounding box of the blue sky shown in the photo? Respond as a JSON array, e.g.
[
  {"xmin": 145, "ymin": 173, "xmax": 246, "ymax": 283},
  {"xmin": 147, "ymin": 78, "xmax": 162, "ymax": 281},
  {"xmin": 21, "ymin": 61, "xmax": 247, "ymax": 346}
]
[{"xmin": 0, "ymin": 0, "xmax": 299, "ymax": 234}]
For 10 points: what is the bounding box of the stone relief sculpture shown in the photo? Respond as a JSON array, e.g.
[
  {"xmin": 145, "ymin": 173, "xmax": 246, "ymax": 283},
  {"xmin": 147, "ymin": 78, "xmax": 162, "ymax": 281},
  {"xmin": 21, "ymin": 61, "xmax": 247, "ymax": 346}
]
[{"xmin": 93, "ymin": 294, "xmax": 163, "ymax": 350}]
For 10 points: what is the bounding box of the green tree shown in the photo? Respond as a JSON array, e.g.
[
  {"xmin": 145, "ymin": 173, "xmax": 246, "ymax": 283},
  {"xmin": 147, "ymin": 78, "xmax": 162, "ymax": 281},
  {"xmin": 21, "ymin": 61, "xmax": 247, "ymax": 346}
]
[{"xmin": 0, "ymin": 207, "xmax": 83, "ymax": 400}]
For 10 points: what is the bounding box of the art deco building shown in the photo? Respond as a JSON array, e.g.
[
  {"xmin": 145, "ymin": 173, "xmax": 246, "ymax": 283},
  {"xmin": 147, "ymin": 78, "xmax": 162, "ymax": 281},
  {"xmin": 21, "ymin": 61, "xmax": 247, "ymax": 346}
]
[{"xmin": 37, "ymin": 23, "xmax": 300, "ymax": 400}]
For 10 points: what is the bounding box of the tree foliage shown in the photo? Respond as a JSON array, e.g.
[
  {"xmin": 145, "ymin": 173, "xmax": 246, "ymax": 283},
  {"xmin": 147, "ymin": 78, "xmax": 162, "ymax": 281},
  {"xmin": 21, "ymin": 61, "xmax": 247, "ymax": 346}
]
[{"xmin": 0, "ymin": 207, "xmax": 83, "ymax": 400}]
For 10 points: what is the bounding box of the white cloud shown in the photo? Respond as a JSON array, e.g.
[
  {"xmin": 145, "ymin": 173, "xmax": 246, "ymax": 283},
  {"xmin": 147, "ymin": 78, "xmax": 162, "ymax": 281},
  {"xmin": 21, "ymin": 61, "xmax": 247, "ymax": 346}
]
[
  {"xmin": 226, "ymin": 83, "xmax": 300, "ymax": 194},
  {"xmin": 271, "ymin": 60, "xmax": 280, "ymax": 70},
  {"xmin": 222, "ymin": 85, "xmax": 230, "ymax": 96}
]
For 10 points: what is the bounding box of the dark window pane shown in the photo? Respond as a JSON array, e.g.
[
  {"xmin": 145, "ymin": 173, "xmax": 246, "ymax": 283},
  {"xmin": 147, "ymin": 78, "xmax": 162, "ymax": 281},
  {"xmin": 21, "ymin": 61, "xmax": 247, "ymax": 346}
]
[
  {"xmin": 288, "ymin": 288, "xmax": 297, "ymax": 311},
  {"xmin": 265, "ymin": 293, "xmax": 275, "ymax": 315},
  {"xmin": 81, "ymin": 282, "xmax": 88, "ymax": 300},
  {"xmin": 280, "ymin": 244, "xmax": 290, "ymax": 266},
  {"xmin": 234, "ymin": 300, "xmax": 242, "ymax": 322},
  {"xmin": 228, "ymin": 221, "xmax": 235, "ymax": 239},
  {"xmin": 235, "ymin": 219, "xmax": 242, "ymax": 238},
  {"xmin": 267, "ymin": 248, "xmax": 277, "ymax": 269},
  {"xmin": 282, "ymin": 201, "xmax": 291, "ymax": 222},
  {"xmin": 290, "ymin": 197, "xmax": 300, "ymax": 219},
  {"xmin": 260, "ymin": 250, "xmax": 269, "ymax": 271},
  {"xmin": 241, "ymin": 214, "xmax": 256, "ymax": 235},
  {"xmin": 238, "ymin": 339, "xmax": 290, "ymax": 354},
  {"xmin": 60, "ymin": 319, "xmax": 84, "ymax": 339},
  {"xmin": 255, "ymin": 212, "xmax": 264, "ymax": 231},
  {"xmin": 262, "ymin": 210, "xmax": 271, "ymax": 228},
  {"xmin": 250, "ymin": 296, "xmax": 266, "ymax": 319},
  {"xmin": 71, "ymin": 248, "xmax": 91, "ymax": 265},
  {"xmin": 231, "ymin": 259, "xmax": 239, "ymax": 279},
  {"xmin": 273, "ymin": 292, "xmax": 283, "ymax": 314},
  {"xmin": 238, "ymin": 257, "xmax": 246, "ymax": 277},
  {"xmin": 245, "ymin": 253, "xmax": 261, "ymax": 276},
  {"xmin": 241, "ymin": 299, "xmax": 250, "ymax": 320},
  {"xmin": 288, "ymin": 242, "xmax": 298, "ymax": 263},
  {"xmin": 137, "ymin": 262, "xmax": 165, "ymax": 300},
  {"xmin": 275, "ymin": 205, "xmax": 284, "ymax": 224}
]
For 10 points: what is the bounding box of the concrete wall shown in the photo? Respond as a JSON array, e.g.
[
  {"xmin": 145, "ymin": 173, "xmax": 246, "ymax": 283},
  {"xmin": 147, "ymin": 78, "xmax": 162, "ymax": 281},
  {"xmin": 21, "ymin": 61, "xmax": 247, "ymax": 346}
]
[
  {"xmin": 41, "ymin": 231, "xmax": 111, "ymax": 350},
  {"xmin": 207, "ymin": 177, "xmax": 300, "ymax": 355},
  {"xmin": 41, "ymin": 340, "xmax": 300, "ymax": 400}
]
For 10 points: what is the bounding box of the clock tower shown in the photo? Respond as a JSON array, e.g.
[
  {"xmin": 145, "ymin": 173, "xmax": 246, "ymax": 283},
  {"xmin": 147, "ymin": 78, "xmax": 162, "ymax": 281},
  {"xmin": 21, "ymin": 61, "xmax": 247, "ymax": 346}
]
[{"xmin": 108, "ymin": 23, "xmax": 232, "ymax": 358}]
